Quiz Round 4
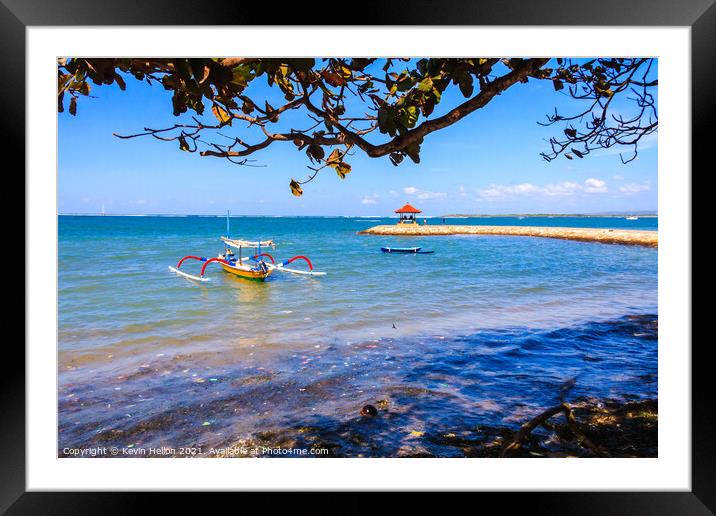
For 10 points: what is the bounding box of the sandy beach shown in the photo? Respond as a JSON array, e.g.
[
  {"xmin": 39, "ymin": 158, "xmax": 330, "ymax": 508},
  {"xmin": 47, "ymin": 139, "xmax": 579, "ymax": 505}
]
[{"xmin": 358, "ymin": 224, "xmax": 658, "ymax": 248}]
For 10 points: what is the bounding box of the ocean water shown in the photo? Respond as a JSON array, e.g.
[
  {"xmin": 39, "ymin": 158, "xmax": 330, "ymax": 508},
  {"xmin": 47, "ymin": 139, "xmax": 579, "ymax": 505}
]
[{"xmin": 58, "ymin": 216, "xmax": 658, "ymax": 457}]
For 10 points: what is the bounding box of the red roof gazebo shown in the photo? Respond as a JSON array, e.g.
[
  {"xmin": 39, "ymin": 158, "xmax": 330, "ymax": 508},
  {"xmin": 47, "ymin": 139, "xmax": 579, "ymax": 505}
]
[{"xmin": 394, "ymin": 202, "xmax": 421, "ymax": 224}]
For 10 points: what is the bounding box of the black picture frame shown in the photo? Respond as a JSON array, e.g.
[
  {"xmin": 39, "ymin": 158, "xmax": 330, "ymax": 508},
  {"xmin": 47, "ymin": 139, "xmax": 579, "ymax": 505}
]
[{"xmin": 3, "ymin": 0, "xmax": 710, "ymax": 512}]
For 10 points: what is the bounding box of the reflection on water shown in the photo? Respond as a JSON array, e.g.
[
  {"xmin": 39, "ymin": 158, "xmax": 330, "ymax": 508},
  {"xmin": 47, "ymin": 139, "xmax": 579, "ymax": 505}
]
[{"xmin": 58, "ymin": 216, "xmax": 657, "ymax": 457}]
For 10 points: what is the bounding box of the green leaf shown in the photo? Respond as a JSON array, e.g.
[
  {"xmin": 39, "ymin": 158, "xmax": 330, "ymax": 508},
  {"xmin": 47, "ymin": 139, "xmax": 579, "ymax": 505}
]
[
  {"xmin": 396, "ymin": 75, "xmax": 414, "ymax": 92},
  {"xmin": 289, "ymin": 179, "xmax": 303, "ymax": 197},
  {"xmin": 377, "ymin": 108, "xmax": 389, "ymax": 132},
  {"xmin": 378, "ymin": 107, "xmax": 397, "ymax": 135},
  {"xmin": 241, "ymin": 99, "xmax": 255, "ymax": 114},
  {"xmin": 289, "ymin": 58, "xmax": 315, "ymax": 72},
  {"xmin": 417, "ymin": 76, "xmax": 433, "ymax": 92},
  {"xmin": 422, "ymin": 99, "xmax": 435, "ymax": 117},
  {"xmin": 399, "ymin": 105, "xmax": 419, "ymax": 128},
  {"xmin": 306, "ymin": 144, "xmax": 325, "ymax": 163},
  {"xmin": 404, "ymin": 138, "xmax": 423, "ymax": 164},
  {"xmin": 171, "ymin": 92, "xmax": 187, "ymax": 116},
  {"xmin": 416, "ymin": 59, "xmax": 428, "ymax": 75},
  {"xmin": 231, "ymin": 65, "xmax": 253, "ymax": 88},
  {"xmin": 175, "ymin": 59, "xmax": 192, "ymax": 82},
  {"xmin": 58, "ymin": 73, "xmax": 72, "ymax": 92},
  {"xmin": 458, "ymin": 74, "xmax": 474, "ymax": 98},
  {"xmin": 431, "ymin": 87, "xmax": 442, "ymax": 103}
]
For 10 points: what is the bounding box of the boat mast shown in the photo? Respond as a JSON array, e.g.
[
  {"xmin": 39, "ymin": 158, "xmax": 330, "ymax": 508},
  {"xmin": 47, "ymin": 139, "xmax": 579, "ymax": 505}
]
[{"xmin": 225, "ymin": 210, "xmax": 230, "ymax": 257}]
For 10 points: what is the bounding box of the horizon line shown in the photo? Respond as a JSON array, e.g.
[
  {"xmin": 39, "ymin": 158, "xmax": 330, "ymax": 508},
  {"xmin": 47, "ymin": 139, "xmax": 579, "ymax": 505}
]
[{"xmin": 58, "ymin": 211, "xmax": 659, "ymax": 218}]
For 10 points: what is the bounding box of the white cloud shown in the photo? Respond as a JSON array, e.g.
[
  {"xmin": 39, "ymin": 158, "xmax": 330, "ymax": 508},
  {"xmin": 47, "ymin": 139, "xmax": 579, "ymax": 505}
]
[
  {"xmin": 418, "ymin": 191, "xmax": 447, "ymax": 200},
  {"xmin": 513, "ymin": 183, "xmax": 541, "ymax": 194},
  {"xmin": 361, "ymin": 193, "xmax": 379, "ymax": 205},
  {"xmin": 403, "ymin": 186, "xmax": 447, "ymax": 200},
  {"xmin": 613, "ymin": 175, "xmax": 624, "ymax": 181},
  {"xmin": 459, "ymin": 185, "xmax": 467, "ymax": 197},
  {"xmin": 543, "ymin": 182, "xmax": 581, "ymax": 196},
  {"xmin": 619, "ymin": 182, "xmax": 651, "ymax": 194},
  {"xmin": 584, "ymin": 178, "xmax": 608, "ymax": 193},
  {"xmin": 478, "ymin": 178, "xmax": 608, "ymax": 200}
]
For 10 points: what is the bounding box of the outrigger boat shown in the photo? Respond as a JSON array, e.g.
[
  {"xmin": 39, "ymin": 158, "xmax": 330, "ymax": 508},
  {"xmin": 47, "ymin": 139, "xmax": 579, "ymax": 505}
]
[
  {"xmin": 381, "ymin": 247, "xmax": 434, "ymax": 254},
  {"xmin": 169, "ymin": 213, "xmax": 326, "ymax": 283}
]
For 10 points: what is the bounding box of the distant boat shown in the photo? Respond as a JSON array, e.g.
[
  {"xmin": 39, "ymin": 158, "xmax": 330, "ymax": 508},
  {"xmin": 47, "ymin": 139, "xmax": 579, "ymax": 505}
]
[
  {"xmin": 381, "ymin": 247, "xmax": 434, "ymax": 254},
  {"xmin": 626, "ymin": 216, "xmax": 639, "ymax": 220}
]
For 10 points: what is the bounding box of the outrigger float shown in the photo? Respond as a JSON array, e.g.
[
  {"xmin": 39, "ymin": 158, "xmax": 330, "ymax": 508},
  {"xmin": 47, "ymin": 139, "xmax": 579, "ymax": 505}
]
[{"xmin": 169, "ymin": 213, "xmax": 326, "ymax": 283}]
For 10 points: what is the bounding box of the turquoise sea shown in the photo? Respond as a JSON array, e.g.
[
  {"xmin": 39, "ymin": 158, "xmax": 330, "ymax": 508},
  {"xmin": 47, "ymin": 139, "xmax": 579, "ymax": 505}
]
[{"xmin": 58, "ymin": 215, "xmax": 658, "ymax": 457}]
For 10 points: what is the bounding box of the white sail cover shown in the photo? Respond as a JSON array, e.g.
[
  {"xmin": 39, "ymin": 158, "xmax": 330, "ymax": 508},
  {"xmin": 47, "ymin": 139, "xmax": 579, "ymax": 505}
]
[{"xmin": 221, "ymin": 236, "xmax": 275, "ymax": 249}]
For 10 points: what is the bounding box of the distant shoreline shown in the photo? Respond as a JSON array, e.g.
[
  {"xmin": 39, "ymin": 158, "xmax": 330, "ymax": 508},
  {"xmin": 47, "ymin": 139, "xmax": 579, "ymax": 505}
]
[
  {"xmin": 58, "ymin": 213, "xmax": 658, "ymax": 218},
  {"xmin": 358, "ymin": 224, "xmax": 658, "ymax": 248},
  {"xmin": 439, "ymin": 213, "xmax": 658, "ymax": 218}
]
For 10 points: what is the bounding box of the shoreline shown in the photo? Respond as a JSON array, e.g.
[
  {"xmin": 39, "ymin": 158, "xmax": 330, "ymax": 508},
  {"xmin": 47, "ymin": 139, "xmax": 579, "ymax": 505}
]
[
  {"xmin": 358, "ymin": 224, "xmax": 658, "ymax": 248},
  {"xmin": 59, "ymin": 396, "xmax": 657, "ymax": 458}
]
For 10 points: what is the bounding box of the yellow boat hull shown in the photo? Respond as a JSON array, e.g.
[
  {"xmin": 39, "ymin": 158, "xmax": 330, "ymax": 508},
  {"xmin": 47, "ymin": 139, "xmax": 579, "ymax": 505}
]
[{"xmin": 220, "ymin": 262, "xmax": 272, "ymax": 281}]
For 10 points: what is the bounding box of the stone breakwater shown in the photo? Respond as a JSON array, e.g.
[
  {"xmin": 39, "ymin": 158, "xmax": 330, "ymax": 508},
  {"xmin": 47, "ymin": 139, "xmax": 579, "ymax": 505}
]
[{"xmin": 358, "ymin": 225, "xmax": 658, "ymax": 248}]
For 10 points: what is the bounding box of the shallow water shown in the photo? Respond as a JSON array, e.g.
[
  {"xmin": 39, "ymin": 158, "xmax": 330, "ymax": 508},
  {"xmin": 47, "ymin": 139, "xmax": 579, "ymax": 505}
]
[{"xmin": 58, "ymin": 216, "xmax": 657, "ymax": 456}]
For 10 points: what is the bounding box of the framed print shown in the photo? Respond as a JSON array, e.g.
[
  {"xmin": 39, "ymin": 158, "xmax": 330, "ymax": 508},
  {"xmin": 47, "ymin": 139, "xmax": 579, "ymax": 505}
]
[{"xmin": 4, "ymin": 0, "xmax": 712, "ymax": 512}]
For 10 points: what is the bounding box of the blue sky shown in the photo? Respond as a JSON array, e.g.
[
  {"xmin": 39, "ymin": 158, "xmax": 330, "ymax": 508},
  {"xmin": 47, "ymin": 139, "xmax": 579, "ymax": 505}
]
[{"xmin": 58, "ymin": 59, "xmax": 657, "ymax": 216}]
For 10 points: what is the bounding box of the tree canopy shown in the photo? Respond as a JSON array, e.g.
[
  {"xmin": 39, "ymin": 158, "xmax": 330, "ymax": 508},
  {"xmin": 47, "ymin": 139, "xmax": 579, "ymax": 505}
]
[{"xmin": 58, "ymin": 57, "xmax": 657, "ymax": 196}]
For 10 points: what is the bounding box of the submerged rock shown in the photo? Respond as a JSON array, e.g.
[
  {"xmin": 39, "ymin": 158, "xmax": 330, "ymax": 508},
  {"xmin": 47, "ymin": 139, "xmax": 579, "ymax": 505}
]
[{"xmin": 360, "ymin": 404, "xmax": 378, "ymax": 417}]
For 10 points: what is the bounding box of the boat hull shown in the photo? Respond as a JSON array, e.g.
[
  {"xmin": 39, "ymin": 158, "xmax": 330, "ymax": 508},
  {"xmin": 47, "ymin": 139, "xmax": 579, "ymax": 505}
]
[
  {"xmin": 220, "ymin": 262, "xmax": 272, "ymax": 281},
  {"xmin": 381, "ymin": 247, "xmax": 421, "ymax": 253}
]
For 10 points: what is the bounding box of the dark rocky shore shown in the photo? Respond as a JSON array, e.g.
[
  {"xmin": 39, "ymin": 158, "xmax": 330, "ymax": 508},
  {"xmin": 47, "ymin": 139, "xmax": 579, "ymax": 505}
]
[
  {"xmin": 229, "ymin": 397, "xmax": 657, "ymax": 458},
  {"xmin": 58, "ymin": 396, "xmax": 657, "ymax": 458}
]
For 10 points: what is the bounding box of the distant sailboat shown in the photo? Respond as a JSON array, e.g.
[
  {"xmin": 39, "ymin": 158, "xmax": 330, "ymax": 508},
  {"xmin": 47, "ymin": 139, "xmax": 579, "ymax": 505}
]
[
  {"xmin": 101, "ymin": 203, "xmax": 106, "ymax": 216},
  {"xmin": 626, "ymin": 215, "xmax": 638, "ymax": 220}
]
